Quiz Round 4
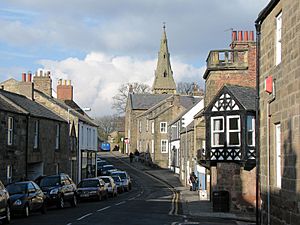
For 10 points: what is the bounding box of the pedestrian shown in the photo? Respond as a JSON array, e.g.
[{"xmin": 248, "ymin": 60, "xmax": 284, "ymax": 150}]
[
  {"xmin": 189, "ymin": 172, "xmax": 197, "ymax": 191},
  {"xmin": 134, "ymin": 149, "xmax": 140, "ymax": 162},
  {"xmin": 129, "ymin": 152, "xmax": 134, "ymax": 163}
]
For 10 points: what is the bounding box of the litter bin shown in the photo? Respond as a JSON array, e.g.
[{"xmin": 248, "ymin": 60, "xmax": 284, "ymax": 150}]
[{"xmin": 212, "ymin": 190, "xmax": 229, "ymax": 212}]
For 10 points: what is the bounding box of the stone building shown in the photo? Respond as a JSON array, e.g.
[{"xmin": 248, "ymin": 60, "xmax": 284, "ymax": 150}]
[
  {"xmin": 125, "ymin": 25, "xmax": 177, "ymax": 155},
  {"xmin": 1, "ymin": 70, "xmax": 98, "ymax": 183},
  {"xmin": 0, "ymin": 87, "xmax": 69, "ymax": 184},
  {"xmin": 199, "ymin": 31, "xmax": 257, "ymax": 213},
  {"xmin": 256, "ymin": 0, "xmax": 300, "ymax": 224},
  {"xmin": 136, "ymin": 95, "xmax": 200, "ymax": 168}
]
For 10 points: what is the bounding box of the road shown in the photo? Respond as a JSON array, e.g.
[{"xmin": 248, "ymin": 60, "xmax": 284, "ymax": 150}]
[{"xmin": 7, "ymin": 152, "xmax": 239, "ymax": 225}]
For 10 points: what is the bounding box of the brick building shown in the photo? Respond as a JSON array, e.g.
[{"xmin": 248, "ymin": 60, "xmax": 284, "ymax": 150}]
[
  {"xmin": 256, "ymin": 0, "xmax": 300, "ymax": 224},
  {"xmin": 200, "ymin": 31, "xmax": 257, "ymax": 213}
]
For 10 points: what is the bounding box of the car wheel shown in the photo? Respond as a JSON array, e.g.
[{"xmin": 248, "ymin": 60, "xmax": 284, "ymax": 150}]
[
  {"xmin": 41, "ymin": 203, "xmax": 47, "ymax": 214},
  {"xmin": 70, "ymin": 195, "xmax": 77, "ymax": 207},
  {"xmin": 105, "ymin": 191, "xmax": 109, "ymax": 200},
  {"xmin": 57, "ymin": 196, "xmax": 64, "ymax": 209},
  {"xmin": 24, "ymin": 205, "xmax": 30, "ymax": 217},
  {"xmin": 129, "ymin": 183, "xmax": 132, "ymax": 190},
  {"xmin": 98, "ymin": 193, "xmax": 102, "ymax": 201},
  {"xmin": 4, "ymin": 206, "xmax": 11, "ymax": 224}
]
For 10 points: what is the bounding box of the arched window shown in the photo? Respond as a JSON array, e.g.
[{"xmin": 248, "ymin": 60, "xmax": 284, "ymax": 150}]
[{"xmin": 163, "ymin": 71, "xmax": 167, "ymax": 77}]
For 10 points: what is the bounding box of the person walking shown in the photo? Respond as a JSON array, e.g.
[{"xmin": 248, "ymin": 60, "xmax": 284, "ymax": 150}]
[
  {"xmin": 129, "ymin": 152, "xmax": 134, "ymax": 163},
  {"xmin": 189, "ymin": 172, "xmax": 197, "ymax": 191}
]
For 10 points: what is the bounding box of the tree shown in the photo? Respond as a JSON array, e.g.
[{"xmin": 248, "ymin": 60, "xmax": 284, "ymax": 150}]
[
  {"xmin": 177, "ymin": 82, "xmax": 204, "ymax": 96},
  {"xmin": 94, "ymin": 115, "xmax": 118, "ymax": 140},
  {"xmin": 112, "ymin": 82, "xmax": 151, "ymax": 115}
]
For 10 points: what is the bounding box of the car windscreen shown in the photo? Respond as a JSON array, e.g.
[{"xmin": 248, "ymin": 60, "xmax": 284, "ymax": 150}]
[
  {"xmin": 112, "ymin": 173, "xmax": 126, "ymax": 179},
  {"xmin": 6, "ymin": 183, "xmax": 27, "ymax": 195},
  {"xmin": 102, "ymin": 166, "xmax": 114, "ymax": 171},
  {"xmin": 112, "ymin": 176, "xmax": 121, "ymax": 182},
  {"xmin": 101, "ymin": 178, "xmax": 110, "ymax": 183},
  {"xmin": 97, "ymin": 161, "xmax": 107, "ymax": 167},
  {"xmin": 78, "ymin": 180, "xmax": 99, "ymax": 188},
  {"xmin": 39, "ymin": 176, "xmax": 60, "ymax": 188}
]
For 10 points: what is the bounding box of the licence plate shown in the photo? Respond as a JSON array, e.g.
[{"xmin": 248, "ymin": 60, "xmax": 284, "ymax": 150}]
[{"xmin": 80, "ymin": 193, "xmax": 89, "ymax": 197}]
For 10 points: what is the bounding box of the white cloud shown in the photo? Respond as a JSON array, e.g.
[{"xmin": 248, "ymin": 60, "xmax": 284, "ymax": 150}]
[{"xmin": 39, "ymin": 52, "xmax": 205, "ymax": 116}]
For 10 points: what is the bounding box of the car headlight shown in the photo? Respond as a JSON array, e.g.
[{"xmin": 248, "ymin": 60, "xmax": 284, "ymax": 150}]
[
  {"xmin": 13, "ymin": 199, "xmax": 22, "ymax": 206},
  {"xmin": 50, "ymin": 188, "xmax": 59, "ymax": 194}
]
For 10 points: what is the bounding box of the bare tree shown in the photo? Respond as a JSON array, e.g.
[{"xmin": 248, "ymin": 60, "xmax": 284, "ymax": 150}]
[
  {"xmin": 177, "ymin": 82, "xmax": 194, "ymax": 95},
  {"xmin": 94, "ymin": 115, "xmax": 118, "ymax": 140},
  {"xmin": 112, "ymin": 82, "xmax": 151, "ymax": 115}
]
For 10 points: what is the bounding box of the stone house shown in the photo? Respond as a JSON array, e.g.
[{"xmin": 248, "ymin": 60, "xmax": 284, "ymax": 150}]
[
  {"xmin": 136, "ymin": 94, "xmax": 200, "ymax": 168},
  {"xmin": 199, "ymin": 30, "xmax": 257, "ymax": 213},
  {"xmin": 256, "ymin": 0, "xmax": 300, "ymax": 224},
  {"xmin": 1, "ymin": 70, "xmax": 98, "ymax": 183},
  {"xmin": 0, "ymin": 87, "xmax": 69, "ymax": 184}
]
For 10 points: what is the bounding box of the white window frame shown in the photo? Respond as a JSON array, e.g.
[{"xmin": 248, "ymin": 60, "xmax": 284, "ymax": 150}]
[
  {"xmin": 34, "ymin": 120, "xmax": 39, "ymax": 149},
  {"xmin": 146, "ymin": 120, "xmax": 149, "ymax": 132},
  {"xmin": 227, "ymin": 115, "xmax": 241, "ymax": 147},
  {"xmin": 247, "ymin": 116, "xmax": 255, "ymax": 146},
  {"xmin": 55, "ymin": 124, "xmax": 60, "ymax": 150},
  {"xmin": 276, "ymin": 12, "xmax": 282, "ymax": 66},
  {"xmin": 275, "ymin": 123, "xmax": 281, "ymax": 188},
  {"xmin": 7, "ymin": 117, "xmax": 13, "ymax": 145},
  {"xmin": 160, "ymin": 122, "xmax": 167, "ymax": 133},
  {"xmin": 151, "ymin": 121, "xmax": 154, "ymax": 134},
  {"xmin": 161, "ymin": 139, "xmax": 168, "ymax": 153},
  {"xmin": 211, "ymin": 116, "xmax": 224, "ymax": 147},
  {"xmin": 7, "ymin": 165, "xmax": 12, "ymax": 180},
  {"xmin": 151, "ymin": 139, "xmax": 154, "ymax": 154}
]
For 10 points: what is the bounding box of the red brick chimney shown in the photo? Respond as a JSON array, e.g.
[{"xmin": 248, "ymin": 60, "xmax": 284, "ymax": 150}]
[
  {"xmin": 57, "ymin": 79, "xmax": 73, "ymax": 101},
  {"xmin": 19, "ymin": 72, "xmax": 34, "ymax": 100},
  {"xmin": 230, "ymin": 30, "xmax": 255, "ymax": 50}
]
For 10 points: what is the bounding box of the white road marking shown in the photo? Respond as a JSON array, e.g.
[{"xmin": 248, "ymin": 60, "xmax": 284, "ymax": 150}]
[
  {"xmin": 66, "ymin": 223, "xmax": 72, "ymax": 225},
  {"xmin": 128, "ymin": 197, "xmax": 136, "ymax": 200},
  {"xmin": 97, "ymin": 206, "xmax": 111, "ymax": 212},
  {"xmin": 115, "ymin": 201, "xmax": 126, "ymax": 205},
  {"xmin": 76, "ymin": 213, "xmax": 93, "ymax": 221}
]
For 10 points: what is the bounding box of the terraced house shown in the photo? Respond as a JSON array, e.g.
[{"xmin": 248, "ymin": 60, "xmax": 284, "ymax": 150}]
[{"xmin": 256, "ymin": 0, "xmax": 300, "ymax": 224}]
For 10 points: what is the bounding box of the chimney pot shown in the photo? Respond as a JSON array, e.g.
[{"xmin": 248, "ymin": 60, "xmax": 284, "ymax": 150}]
[
  {"xmin": 63, "ymin": 80, "xmax": 67, "ymax": 85},
  {"xmin": 39, "ymin": 70, "xmax": 43, "ymax": 77},
  {"xmin": 67, "ymin": 80, "xmax": 71, "ymax": 85},
  {"xmin": 27, "ymin": 71, "xmax": 32, "ymax": 82},
  {"xmin": 22, "ymin": 72, "xmax": 26, "ymax": 82},
  {"xmin": 238, "ymin": 31, "xmax": 243, "ymax": 41},
  {"xmin": 232, "ymin": 31, "xmax": 237, "ymax": 42},
  {"xmin": 249, "ymin": 31, "xmax": 254, "ymax": 41},
  {"xmin": 244, "ymin": 31, "xmax": 249, "ymax": 41},
  {"xmin": 58, "ymin": 79, "xmax": 62, "ymax": 85}
]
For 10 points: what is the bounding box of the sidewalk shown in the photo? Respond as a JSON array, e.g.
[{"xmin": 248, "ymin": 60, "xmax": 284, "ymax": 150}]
[{"xmin": 113, "ymin": 152, "xmax": 256, "ymax": 223}]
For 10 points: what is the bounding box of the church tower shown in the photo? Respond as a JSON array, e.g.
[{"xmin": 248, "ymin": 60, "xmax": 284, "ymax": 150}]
[{"xmin": 152, "ymin": 24, "xmax": 176, "ymax": 94}]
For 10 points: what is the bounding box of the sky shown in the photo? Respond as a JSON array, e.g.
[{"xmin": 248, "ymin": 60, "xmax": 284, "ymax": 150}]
[{"xmin": 0, "ymin": 0, "xmax": 269, "ymax": 117}]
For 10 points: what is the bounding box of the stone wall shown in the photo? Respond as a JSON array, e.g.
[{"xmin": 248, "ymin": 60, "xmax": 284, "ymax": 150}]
[{"xmin": 259, "ymin": 0, "xmax": 300, "ymax": 224}]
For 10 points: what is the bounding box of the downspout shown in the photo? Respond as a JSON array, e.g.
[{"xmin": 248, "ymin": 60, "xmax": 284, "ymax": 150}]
[
  {"xmin": 25, "ymin": 114, "xmax": 30, "ymax": 179},
  {"xmin": 255, "ymin": 22, "xmax": 261, "ymax": 225}
]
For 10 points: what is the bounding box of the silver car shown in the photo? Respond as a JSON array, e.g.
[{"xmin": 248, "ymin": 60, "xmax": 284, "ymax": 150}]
[
  {"xmin": 98, "ymin": 176, "xmax": 118, "ymax": 197},
  {"xmin": 110, "ymin": 171, "xmax": 132, "ymax": 191}
]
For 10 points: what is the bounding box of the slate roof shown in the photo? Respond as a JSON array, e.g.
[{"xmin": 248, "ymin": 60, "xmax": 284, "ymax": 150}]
[
  {"xmin": 0, "ymin": 94, "xmax": 26, "ymax": 114},
  {"xmin": 226, "ymin": 85, "xmax": 256, "ymax": 111},
  {"xmin": 35, "ymin": 89, "xmax": 97, "ymax": 126},
  {"xmin": 179, "ymin": 95, "xmax": 201, "ymax": 109},
  {"xmin": 129, "ymin": 93, "xmax": 171, "ymax": 110},
  {"xmin": 0, "ymin": 89, "xmax": 66, "ymax": 122}
]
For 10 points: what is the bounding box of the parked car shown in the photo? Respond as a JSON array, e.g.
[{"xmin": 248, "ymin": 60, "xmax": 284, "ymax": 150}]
[
  {"xmin": 77, "ymin": 178, "xmax": 108, "ymax": 201},
  {"xmin": 98, "ymin": 176, "xmax": 117, "ymax": 197},
  {"xmin": 101, "ymin": 165, "xmax": 117, "ymax": 175},
  {"xmin": 111, "ymin": 175, "xmax": 124, "ymax": 193},
  {"xmin": 0, "ymin": 180, "xmax": 10, "ymax": 224},
  {"xmin": 6, "ymin": 181, "xmax": 46, "ymax": 217},
  {"xmin": 97, "ymin": 160, "xmax": 108, "ymax": 176},
  {"xmin": 38, "ymin": 174, "xmax": 77, "ymax": 209},
  {"xmin": 110, "ymin": 171, "xmax": 132, "ymax": 191}
]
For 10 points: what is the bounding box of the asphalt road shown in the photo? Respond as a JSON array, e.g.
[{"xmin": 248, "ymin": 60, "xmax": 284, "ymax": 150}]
[{"xmin": 6, "ymin": 152, "xmax": 240, "ymax": 225}]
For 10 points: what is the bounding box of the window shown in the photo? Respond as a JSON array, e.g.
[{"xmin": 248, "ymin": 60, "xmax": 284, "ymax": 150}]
[
  {"xmin": 7, "ymin": 165, "xmax": 12, "ymax": 182},
  {"xmin": 139, "ymin": 120, "xmax": 141, "ymax": 133},
  {"xmin": 227, "ymin": 116, "xmax": 240, "ymax": 146},
  {"xmin": 160, "ymin": 122, "xmax": 167, "ymax": 133},
  {"xmin": 55, "ymin": 124, "xmax": 60, "ymax": 150},
  {"xmin": 151, "ymin": 122, "xmax": 154, "ymax": 134},
  {"xmin": 146, "ymin": 120, "xmax": 149, "ymax": 132},
  {"xmin": 81, "ymin": 125, "xmax": 84, "ymax": 148},
  {"xmin": 211, "ymin": 117, "xmax": 225, "ymax": 147},
  {"xmin": 161, "ymin": 140, "xmax": 168, "ymax": 153},
  {"xmin": 7, "ymin": 117, "xmax": 13, "ymax": 145},
  {"xmin": 34, "ymin": 120, "xmax": 39, "ymax": 149},
  {"xmin": 151, "ymin": 140, "xmax": 154, "ymax": 154},
  {"xmin": 276, "ymin": 12, "xmax": 282, "ymax": 65},
  {"xmin": 247, "ymin": 116, "xmax": 255, "ymax": 146},
  {"xmin": 275, "ymin": 123, "xmax": 281, "ymax": 188},
  {"xmin": 163, "ymin": 71, "xmax": 167, "ymax": 77}
]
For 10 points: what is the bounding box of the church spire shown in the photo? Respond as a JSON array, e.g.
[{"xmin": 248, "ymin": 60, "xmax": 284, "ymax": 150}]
[{"xmin": 152, "ymin": 23, "xmax": 176, "ymax": 94}]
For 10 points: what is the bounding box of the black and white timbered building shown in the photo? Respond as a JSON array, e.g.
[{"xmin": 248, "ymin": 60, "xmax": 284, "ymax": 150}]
[{"xmin": 202, "ymin": 85, "xmax": 256, "ymax": 170}]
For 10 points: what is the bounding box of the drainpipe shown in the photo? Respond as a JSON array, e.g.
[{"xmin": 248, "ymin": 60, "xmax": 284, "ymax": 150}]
[
  {"xmin": 25, "ymin": 115, "xmax": 30, "ymax": 179},
  {"xmin": 255, "ymin": 22, "xmax": 261, "ymax": 225}
]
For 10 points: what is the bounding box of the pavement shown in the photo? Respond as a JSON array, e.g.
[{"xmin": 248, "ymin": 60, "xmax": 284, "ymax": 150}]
[{"xmin": 111, "ymin": 151, "xmax": 256, "ymax": 224}]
